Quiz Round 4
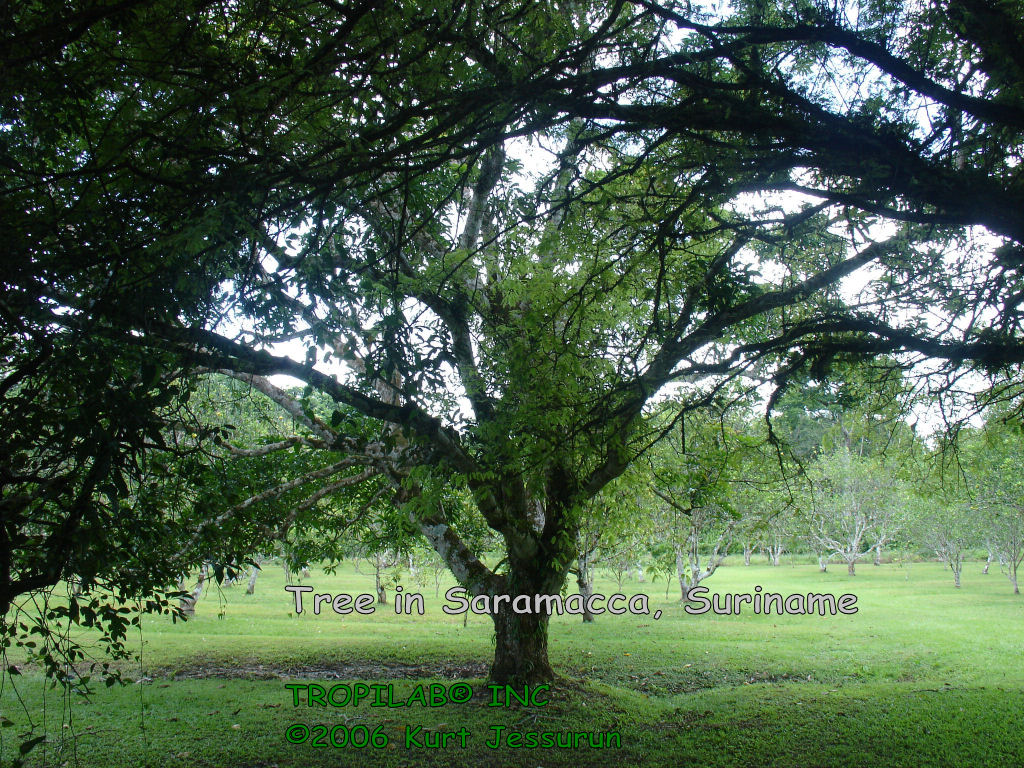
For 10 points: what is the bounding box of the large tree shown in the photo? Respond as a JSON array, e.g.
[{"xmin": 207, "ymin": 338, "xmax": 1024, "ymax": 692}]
[
  {"xmin": 1, "ymin": 0, "xmax": 585, "ymax": 621},
  {"xmin": 168, "ymin": 123, "xmax": 956, "ymax": 683},
  {"xmin": 8, "ymin": 0, "xmax": 1024, "ymax": 687}
]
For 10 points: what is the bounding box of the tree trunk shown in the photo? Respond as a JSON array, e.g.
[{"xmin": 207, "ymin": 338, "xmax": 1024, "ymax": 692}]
[
  {"xmin": 818, "ymin": 555, "xmax": 828, "ymax": 573},
  {"xmin": 675, "ymin": 546, "xmax": 690, "ymax": 601},
  {"xmin": 246, "ymin": 555, "xmax": 263, "ymax": 595},
  {"xmin": 577, "ymin": 558, "xmax": 595, "ymax": 623},
  {"xmin": 177, "ymin": 577, "xmax": 191, "ymax": 614},
  {"xmin": 847, "ymin": 560, "xmax": 856, "ymax": 576},
  {"xmin": 487, "ymin": 546, "xmax": 565, "ymax": 685},
  {"xmin": 874, "ymin": 547, "xmax": 882, "ymax": 566},
  {"xmin": 412, "ymin": 481, "xmax": 570, "ymax": 686},
  {"xmin": 179, "ymin": 564, "xmax": 208, "ymax": 617},
  {"xmin": 983, "ymin": 551, "xmax": 992, "ymax": 574},
  {"xmin": 635, "ymin": 564, "xmax": 645, "ymax": 583},
  {"xmin": 490, "ymin": 605, "xmax": 554, "ymax": 685}
]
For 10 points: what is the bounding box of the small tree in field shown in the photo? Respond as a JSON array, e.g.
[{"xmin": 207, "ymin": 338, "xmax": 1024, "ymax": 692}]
[
  {"xmin": 803, "ymin": 449, "xmax": 903, "ymax": 576},
  {"xmin": 946, "ymin": 421, "xmax": 1024, "ymax": 593},
  {"xmin": 917, "ymin": 500, "xmax": 977, "ymax": 588},
  {"xmin": 574, "ymin": 472, "xmax": 656, "ymax": 621},
  {"xmin": 759, "ymin": 512, "xmax": 793, "ymax": 567},
  {"xmin": 733, "ymin": 446, "xmax": 799, "ymax": 568},
  {"xmin": 964, "ymin": 420, "xmax": 1024, "ymax": 594},
  {"xmin": 988, "ymin": 509, "xmax": 1024, "ymax": 595},
  {"xmin": 647, "ymin": 409, "xmax": 752, "ymax": 600},
  {"xmin": 907, "ymin": 456, "xmax": 979, "ymax": 589}
]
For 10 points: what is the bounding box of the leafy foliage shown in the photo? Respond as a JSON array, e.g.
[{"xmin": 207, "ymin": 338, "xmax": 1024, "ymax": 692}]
[{"xmin": 7, "ymin": 0, "xmax": 1024, "ymax": 692}]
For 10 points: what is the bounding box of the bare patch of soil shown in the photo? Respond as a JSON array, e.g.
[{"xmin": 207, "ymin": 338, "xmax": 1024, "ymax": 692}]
[{"xmin": 164, "ymin": 659, "xmax": 489, "ymax": 681}]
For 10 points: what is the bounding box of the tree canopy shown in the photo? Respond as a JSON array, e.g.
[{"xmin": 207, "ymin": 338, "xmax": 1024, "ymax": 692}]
[{"xmin": 4, "ymin": 0, "xmax": 1024, "ymax": 685}]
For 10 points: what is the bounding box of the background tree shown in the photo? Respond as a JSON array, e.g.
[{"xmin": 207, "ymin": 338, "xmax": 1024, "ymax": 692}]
[
  {"xmin": 902, "ymin": 445, "xmax": 979, "ymax": 588},
  {"xmin": 731, "ymin": 421, "xmax": 800, "ymax": 567},
  {"xmin": 918, "ymin": 498, "xmax": 977, "ymax": 589},
  {"xmin": 575, "ymin": 473, "xmax": 655, "ymax": 621},
  {"xmin": 647, "ymin": 408, "xmax": 752, "ymax": 600},
  {"xmin": 756, "ymin": 504, "xmax": 795, "ymax": 568},
  {"xmin": 963, "ymin": 418, "xmax": 1024, "ymax": 593},
  {"xmin": 802, "ymin": 448, "xmax": 905, "ymax": 575}
]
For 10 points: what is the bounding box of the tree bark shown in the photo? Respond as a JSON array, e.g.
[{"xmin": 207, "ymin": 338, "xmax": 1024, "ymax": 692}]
[
  {"xmin": 179, "ymin": 564, "xmax": 208, "ymax": 617},
  {"xmin": 577, "ymin": 558, "xmax": 595, "ymax": 623},
  {"xmin": 246, "ymin": 555, "xmax": 263, "ymax": 595},
  {"xmin": 487, "ymin": 548, "xmax": 565, "ymax": 685},
  {"xmin": 676, "ymin": 546, "xmax": 690, "ymax": 601},
  {"xmin": 490, "ymin": 605, "xmax": 554, "ymax": 685},
  {"xmin": 847, "ymin": 560, "xmax": 856, "ymax": 576}
]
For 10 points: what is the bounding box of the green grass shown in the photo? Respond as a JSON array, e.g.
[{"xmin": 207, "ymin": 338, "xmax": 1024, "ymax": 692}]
[{"xmin": 3, "ymin": 559, "xmax": 1024, "ymax": 767}]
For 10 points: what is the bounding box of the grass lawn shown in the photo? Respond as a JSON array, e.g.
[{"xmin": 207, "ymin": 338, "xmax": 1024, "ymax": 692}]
[{"xmin": 3, "ymin": 559, "xmax": 1023, "ymax": 767}]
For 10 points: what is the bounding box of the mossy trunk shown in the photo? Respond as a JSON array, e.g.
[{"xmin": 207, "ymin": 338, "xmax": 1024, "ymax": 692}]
[
  {"xmin": 486, "ymin": 542, "xmax": 568, "ymax": 685},
  {"xmin": 490, "ymin": 605, "xmax": 555, "ymax": 685}
]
